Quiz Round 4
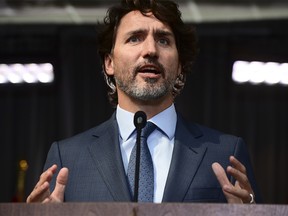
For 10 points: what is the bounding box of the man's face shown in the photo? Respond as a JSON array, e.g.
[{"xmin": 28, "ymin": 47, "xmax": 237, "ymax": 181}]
[{"xmin": 105, "ymin": 10, "xmax": 181, "ymax": 103}]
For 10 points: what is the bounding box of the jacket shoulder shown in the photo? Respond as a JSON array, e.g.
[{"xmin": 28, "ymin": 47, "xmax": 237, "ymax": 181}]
[
  {"xmin": 178, "ymin": 115, "xmax": 241, "ymax": 144},
  {"xmin": 58, "ymin": 114, "xmax": 116, "ymax": 147}
]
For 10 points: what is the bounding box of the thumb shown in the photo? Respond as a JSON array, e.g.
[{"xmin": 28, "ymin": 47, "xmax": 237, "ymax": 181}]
[{"xmin": 51, "ymin": 167, "xmax": 69, "ymax": 202}]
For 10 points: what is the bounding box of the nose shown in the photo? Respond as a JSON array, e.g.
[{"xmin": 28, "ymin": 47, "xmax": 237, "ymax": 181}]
[{"xmin": 142, "ymin": 37, "xmax": 158, "ymax": 59}]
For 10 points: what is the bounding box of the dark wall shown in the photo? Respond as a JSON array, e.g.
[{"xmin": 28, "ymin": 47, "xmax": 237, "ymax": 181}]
[{"xmin": 0, "ymin": 20, "xmax": 287, "ymax": 203}]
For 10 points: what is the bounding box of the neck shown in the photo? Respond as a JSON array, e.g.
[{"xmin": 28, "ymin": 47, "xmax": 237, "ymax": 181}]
[{"xmin": 118, "ymin": 94, "xmax": 174, "ymax": 119}]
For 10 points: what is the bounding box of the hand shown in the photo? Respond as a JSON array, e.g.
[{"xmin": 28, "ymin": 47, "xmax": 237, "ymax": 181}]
[
  {"xmin": 26, "ymin": 164, "xmax": 69, "ymax": 203},
  {"xmin": 212, "ymin": 156, "xmax": 255, "ymax": 204}
]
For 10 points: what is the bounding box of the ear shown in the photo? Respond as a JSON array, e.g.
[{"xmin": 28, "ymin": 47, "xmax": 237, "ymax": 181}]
[{"xmin": 104, "ymin": 54, "xmax": 114, "ymax": 75}]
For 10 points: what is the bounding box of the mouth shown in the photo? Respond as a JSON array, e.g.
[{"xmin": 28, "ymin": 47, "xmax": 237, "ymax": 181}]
[{"xmin": 137, "ymin": 65, "xmax": 162, "ymax": 76}]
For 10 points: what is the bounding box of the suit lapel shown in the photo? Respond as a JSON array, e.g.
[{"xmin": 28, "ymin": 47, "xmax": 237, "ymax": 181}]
[
  {"xmin": 87, "ymin": 114, "xmax": 131, "ymax": 201},
  {"xmin": 162, "ymin": 115, "xmax": 207, "ymax": 202}
]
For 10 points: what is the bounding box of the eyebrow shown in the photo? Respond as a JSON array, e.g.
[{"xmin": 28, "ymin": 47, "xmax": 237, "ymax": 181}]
[
  {"xmin": 125, "ymin": 29, "xmax": 174, "ymax": 38},
  {"xmin": 125, "ymin": 29, "xmax": 146, "ymax": 37},
  {"xmin": 154, "ymin": 29, "xmax": 174, "ymax": 38}
]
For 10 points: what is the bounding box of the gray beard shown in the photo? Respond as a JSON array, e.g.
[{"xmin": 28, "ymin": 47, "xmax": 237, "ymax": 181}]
[{"xmin": 115, "ymin": 77, "xmax": 173, "ymax": 101}]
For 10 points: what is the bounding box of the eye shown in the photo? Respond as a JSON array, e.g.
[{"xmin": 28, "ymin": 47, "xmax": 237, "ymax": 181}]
[
  {"xmin": 127, "ymin": 35, "xmax": 142, "ymax": 43},
  {"xmin": 158, "ymin": 38, "xmax": 170, "ymax": 46}
]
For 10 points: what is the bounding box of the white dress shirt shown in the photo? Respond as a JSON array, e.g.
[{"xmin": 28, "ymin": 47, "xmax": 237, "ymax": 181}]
[{"xmin": 116, "ymin": 104, "xmax": 176, "ymax": 203}]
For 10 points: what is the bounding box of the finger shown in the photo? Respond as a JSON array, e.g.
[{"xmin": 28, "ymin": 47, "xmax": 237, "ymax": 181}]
[
  {"xmin": 226, "ymin": 165, "xmax": 255, "ymax": 204},
  {"xmin": 212, "ymin": 163, "xmax": 241, "ymax": 203},
  {"xmin": 34, "ymin": 165, "xmax": 57, "ymax": 190},
  {"xmin": 227, "ymin": 165, "xmax": 253, "ymax": 192},
  {"xmin": 229, "ymin": 156, "xmax": 246, "ymax": 174},
  {"xmin": 212, "ymin": 162, "xmax": 232, "ymax": 189},
  {"xmin": 26, "ymin": 181, "xmax": 50, "ymax": 203},
  {"xmin": 223, "ymin": 182, "xmax": 252, "ymax": 203},
  {"xmin": 27, "ymin": 165, "xmax": 58, "ymax": 203},
  {"xmin": 50, "ymin": 167, "xmax": 69, "ymax": 202}
]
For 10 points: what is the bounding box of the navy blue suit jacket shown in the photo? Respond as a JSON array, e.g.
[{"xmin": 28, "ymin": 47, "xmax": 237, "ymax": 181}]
[{"xmin": 44, "ymin": 113, "xmax": 260, "ymax": 202}]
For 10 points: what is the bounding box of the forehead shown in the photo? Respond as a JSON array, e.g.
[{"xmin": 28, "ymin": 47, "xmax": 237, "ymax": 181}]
[{"xmin": 116, "ymin": 10, "xmax": 174, "ymax": 36}]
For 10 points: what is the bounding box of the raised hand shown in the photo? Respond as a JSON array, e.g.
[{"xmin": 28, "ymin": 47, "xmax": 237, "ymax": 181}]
[
  {"xmin": 212, "ymin": 156, "xmax": 255, "ymax": 204},
  {"xmin": 26, "ymin": 165, "xmax": 69, "ymax": 203}
]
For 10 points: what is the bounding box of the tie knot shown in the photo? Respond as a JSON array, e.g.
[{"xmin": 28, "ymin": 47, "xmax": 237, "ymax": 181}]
[{"xmin": 141, "ymin": 122, "xmax": 156, "ymax": 139}]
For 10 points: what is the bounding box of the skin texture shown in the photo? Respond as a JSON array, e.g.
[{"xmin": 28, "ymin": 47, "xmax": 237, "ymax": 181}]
[
  {"xmin": 212, "ymin": 156, "xmax": 255, "ymax": 203},
  {"xmin": 26, "ymin": 10, "xmax": 255, "ymax": 204},
  {"xmin": 26, "ymin": 165, "xmax": 68, "ymax": 203},
  {"xmin": 104, "ymin": 11, "xmax": 181, "ymax": 119}
]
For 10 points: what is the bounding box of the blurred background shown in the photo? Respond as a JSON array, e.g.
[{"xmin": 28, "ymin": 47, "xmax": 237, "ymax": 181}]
[{"xmin": 0, "ymin": 0, "xmax": 287, "ymax": 203}]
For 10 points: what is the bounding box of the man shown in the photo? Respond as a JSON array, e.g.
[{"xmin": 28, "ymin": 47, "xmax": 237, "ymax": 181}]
[{"xmin": 27, "ymin": 0, "xmax": 260, "ymax": 203}]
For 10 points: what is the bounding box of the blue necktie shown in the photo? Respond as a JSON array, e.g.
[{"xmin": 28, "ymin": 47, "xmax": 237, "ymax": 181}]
[{"xmin": 127, "ymin": 122, "xmax": 156, "ymax": 202}]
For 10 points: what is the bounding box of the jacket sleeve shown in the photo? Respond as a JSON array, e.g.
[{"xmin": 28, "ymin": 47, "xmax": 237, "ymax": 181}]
[
  {"xmin": 43, "ymin": 142, "xmax": 63, "ymax": 193},
  {"xmin": 233, "ymin": 138, "xmax": 262, "ymax": 203}
]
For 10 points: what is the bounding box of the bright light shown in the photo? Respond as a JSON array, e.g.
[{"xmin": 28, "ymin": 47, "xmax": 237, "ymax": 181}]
[
  {"xmin": 279, "ymin": 63, "xmax": 288, "ymax": 85},
  {"xmin": 232, "ymin": 61, "xmax": 288, "ymax": 86},
  {"xmin": 232, "ymin": 61, "xmax": 250, "ymax": 83},
  {"xmin": 0, "ymin": 63, "xmax": 54, "ymax": 85},
  {"xmin": 37, "ymin": 63, "xmax": 54, "ymax": 83},
  {"xmin": 0, "ymin": 64, "xmax": 9, "ymax": 83}
]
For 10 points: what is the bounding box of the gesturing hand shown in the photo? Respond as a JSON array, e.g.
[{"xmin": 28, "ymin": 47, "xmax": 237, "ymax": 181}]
[
  {"xmin": 26, "ymin": 165, "xmax": 69, "ymax": 203},
  {"xmin": 212, "ymin": 156, "xmax": 255, "ymax": 204}
]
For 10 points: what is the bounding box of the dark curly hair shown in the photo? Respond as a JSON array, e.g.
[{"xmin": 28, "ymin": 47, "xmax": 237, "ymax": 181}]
[{"xmin": 98, "ymin": 0, "xmax": 198, "ymax": 106}]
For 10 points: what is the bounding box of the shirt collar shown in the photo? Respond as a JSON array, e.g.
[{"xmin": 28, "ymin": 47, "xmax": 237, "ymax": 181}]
[{"xmin": 116, "ymin": 104, "xmax": 177, "ymax": 141}]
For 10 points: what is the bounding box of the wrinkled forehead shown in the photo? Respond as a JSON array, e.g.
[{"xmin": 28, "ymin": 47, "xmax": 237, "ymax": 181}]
[
  {"xmin": 118, "ymin": 11, "xmax": 172, "ymax": 32},
  {"xmin": 115, "ymin": 10, "xmax": 174, "ymax": 38}
]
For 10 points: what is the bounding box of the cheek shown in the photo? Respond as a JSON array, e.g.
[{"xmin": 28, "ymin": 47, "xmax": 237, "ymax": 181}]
[
  {"xmin": 165, "ymin": 54, "xmax": 180, "ymax": 75},
  {"xmin": 113, "ymin": 53, "xmax": 134, "ymax": 70},
  {"xmin": 114, "ymin": 47, "xmax": 136, "ymax": 61},
  {"xmin": 113, "ymin": 58, "xmax": 134, "ymax": 79}
]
